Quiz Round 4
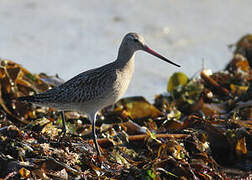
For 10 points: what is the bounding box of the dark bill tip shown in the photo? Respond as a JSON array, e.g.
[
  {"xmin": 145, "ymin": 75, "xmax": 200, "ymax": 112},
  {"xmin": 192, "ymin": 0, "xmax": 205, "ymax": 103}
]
[{"xmin": 143, "ymin": 45, "xmax": 180, "ymax": 67}]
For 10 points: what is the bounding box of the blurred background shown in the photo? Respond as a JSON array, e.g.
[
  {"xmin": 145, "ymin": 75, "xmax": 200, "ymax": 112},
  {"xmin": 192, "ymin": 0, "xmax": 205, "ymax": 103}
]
[{"xmin": 0, "ymin": 0, "xmax": 251, "ymax": 100}]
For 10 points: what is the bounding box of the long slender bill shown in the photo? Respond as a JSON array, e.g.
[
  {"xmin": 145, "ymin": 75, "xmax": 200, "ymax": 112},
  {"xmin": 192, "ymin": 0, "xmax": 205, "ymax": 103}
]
[{"xmin": 143, "ymin": 45, "xmax": 180, "ymax": 67}]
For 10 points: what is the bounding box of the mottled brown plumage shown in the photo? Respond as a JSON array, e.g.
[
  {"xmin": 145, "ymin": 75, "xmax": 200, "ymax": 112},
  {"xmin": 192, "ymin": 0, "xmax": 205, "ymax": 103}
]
[{"xmin": 18, "ymin": 32, "xmax": 180, "ymax": 156}]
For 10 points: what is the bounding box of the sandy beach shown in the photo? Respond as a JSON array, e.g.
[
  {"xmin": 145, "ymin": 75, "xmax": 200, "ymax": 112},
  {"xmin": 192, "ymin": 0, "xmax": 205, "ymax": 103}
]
[{"xmin": 0, "ymin": 0, "xmax": 251, "ymax": 99}]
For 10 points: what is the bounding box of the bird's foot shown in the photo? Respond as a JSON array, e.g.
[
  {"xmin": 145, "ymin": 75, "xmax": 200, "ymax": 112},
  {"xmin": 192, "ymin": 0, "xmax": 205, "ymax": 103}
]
[
  {"xmin": 57, "ymin": 127, "xmax": 66, "ymax": 142},
  {"xmin": 96, "ymin": 153, "xmax": 104, "ymax": 162}
]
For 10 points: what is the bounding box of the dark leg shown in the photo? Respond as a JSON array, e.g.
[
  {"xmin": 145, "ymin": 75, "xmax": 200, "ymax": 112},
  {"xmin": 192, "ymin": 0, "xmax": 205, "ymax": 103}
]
[
  {"xmin": 91, "ymin": 114, "xmax": 101, "ymax": 156},
  {"xmin": 58, "ymin": 111, "xmax": 66, "ymax": 141}
]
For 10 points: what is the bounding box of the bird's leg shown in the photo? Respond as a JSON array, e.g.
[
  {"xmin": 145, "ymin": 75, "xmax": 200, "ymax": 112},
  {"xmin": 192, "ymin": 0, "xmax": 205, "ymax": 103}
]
[
  {"xmin": 91, "ymin": 113, "xmax": 101, "ymax": 156},
  {"xmin": 58, "ymin": 111, "xmax": 66, "ymax": 141}
]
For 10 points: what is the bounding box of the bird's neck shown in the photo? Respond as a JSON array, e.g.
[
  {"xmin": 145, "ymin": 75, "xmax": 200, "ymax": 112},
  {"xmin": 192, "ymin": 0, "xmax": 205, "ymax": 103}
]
[{"xmin": 116, "ymin": 45, "xmax": 136, "ymax": 68}]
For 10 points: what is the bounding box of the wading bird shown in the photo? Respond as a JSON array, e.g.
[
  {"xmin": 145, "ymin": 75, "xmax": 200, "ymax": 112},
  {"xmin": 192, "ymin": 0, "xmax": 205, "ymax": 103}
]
[{"xmin": 18, "ymin": 32, "xmax": 180, "ymax": 156}]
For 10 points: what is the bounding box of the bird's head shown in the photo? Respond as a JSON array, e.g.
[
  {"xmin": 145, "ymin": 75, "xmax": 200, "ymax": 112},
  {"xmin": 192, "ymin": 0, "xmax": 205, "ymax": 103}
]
[
  {"xmin": 121, "ymin": 32, "xmax": 180, "ymax": 67},
  {"xmin": 122, "ymin": 32, "xmax": 146, "ymax": 51}
]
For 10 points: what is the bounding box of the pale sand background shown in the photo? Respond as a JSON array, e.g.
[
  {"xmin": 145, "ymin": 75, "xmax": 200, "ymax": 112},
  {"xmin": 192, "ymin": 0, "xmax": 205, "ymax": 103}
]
[{"xmin": 0, "ymin": 0, "xmax": 252, "ymax": 100}]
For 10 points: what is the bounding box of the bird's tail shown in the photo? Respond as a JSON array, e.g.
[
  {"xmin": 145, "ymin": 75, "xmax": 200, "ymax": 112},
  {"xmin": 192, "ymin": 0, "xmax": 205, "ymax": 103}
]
[
  {"xmin": 17, "ymin": 92, "xmax": 55, "ymax": 104},
  {"xmin": 17, "ymin": 95, "xmax": 37, "ymax": 103}
]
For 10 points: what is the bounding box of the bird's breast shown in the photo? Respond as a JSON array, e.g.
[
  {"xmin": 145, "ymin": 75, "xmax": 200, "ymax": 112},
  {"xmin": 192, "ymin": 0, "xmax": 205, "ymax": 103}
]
[{"xmin": 111, "ymin": 60, "xmax": 135, "ymax": 102}]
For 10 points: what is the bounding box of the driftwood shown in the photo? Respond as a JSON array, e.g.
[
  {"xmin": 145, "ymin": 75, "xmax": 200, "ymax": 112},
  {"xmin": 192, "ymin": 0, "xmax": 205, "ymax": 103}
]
[
  {"xmin": 200, "ymin": 71, "xmax": 231, "ymax": 97},
  {"xmin": 86, "ymin": 133, "xmax": 189, "ymax": 148}
]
